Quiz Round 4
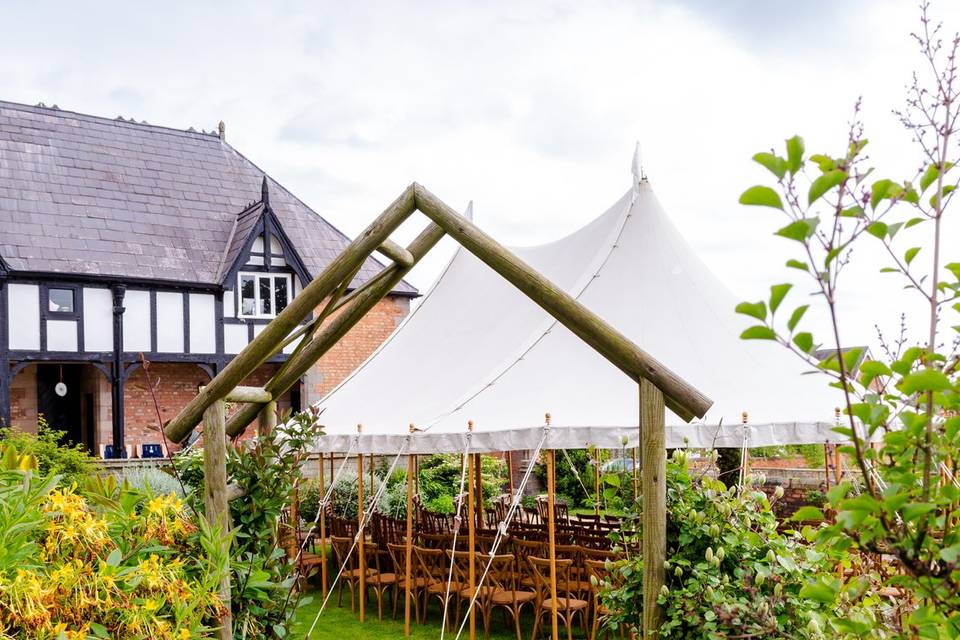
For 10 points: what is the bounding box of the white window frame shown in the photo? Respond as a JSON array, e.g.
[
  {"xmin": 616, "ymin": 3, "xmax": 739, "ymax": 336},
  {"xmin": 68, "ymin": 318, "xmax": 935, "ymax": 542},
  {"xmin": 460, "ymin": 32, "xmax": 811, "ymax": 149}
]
[{"xmin": 237, "ymin": 272, "xmax": 293, "ymax": 319}]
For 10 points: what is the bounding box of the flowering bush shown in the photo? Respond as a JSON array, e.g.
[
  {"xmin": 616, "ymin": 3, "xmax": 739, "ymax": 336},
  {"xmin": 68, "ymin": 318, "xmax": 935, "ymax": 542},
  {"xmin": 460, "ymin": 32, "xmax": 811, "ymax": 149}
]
[{"xmin": 0, "ymin": 464, "xmax": 228, "ymax": 639}]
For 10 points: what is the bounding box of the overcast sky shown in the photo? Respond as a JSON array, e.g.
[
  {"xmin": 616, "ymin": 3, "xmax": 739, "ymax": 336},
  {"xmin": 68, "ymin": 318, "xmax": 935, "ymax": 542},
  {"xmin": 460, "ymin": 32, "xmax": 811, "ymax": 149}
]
[{"xmin": 2, "ymin": 0, "xmax": 958, "ymax": 352}]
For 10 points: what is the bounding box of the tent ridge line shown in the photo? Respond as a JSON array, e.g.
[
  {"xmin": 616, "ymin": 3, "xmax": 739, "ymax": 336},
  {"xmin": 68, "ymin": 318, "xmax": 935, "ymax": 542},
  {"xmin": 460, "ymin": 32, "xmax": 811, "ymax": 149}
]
[{"xmin": 411, "ymin": 183, "xmax": 711, "ymax": 422}]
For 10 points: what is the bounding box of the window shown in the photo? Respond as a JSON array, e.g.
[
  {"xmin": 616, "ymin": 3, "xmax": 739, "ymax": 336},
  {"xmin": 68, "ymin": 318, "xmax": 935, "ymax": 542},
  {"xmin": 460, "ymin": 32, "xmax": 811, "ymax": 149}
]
[
  {"xmin": 48, "ymin": 288, "xmax": 75, "ymax": 313},
  {"xmin": 238, "ymin": 273, "xmax": 292, "ymax": 318}
]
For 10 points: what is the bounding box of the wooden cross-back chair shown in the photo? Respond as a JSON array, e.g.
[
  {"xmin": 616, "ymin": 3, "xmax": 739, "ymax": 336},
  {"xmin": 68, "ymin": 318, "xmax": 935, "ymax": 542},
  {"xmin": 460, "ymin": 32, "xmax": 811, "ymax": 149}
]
[
  {"xmin": 480, "ymin": 552, "xmax": 537, "ymax": 640},
  {"xmin": 527, "ymin": 556, "xmax": 590, "ymax": 640},
  {"xmin": 511, "ymin": 538, "xmax": 544, "ymax": 590},
  {"xmin": 329, "ymin": 535, "xmax": 378, "ymax": 613},
  {"xmin": 363, "ymin": 541, "xmax": 398, "ymax": 621},
  {"xmin": 386, "ymin": 541, "xmax": 424, "ymax": 622},
  {"xmin": 413, "ymin": 545, "xmax": 462, "ymax": 628},
  {"xmin": 583, "ymin": 558, "xmax": 626, "ymax": 640}
]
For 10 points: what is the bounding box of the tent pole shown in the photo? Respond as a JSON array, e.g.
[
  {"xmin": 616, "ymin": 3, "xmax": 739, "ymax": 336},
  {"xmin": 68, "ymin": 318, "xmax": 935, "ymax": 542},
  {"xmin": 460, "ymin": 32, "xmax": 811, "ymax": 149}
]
[
  {"xmin": 467, "ymin": 421, "xmax": 477, "ymax": 640},
  {"xmin": 370, "ymin": 453, "xmax": 375, "ymax": 497},
  {"xmin": 545, "ymin": 414, "xmax": 559, "ymax": 640},
  {"xmin": 357, "ymin": 425, "xmax": 366, "ymax": 623},
  {"xmin": 319, "ymin": 452, "xmax": 328, "ymax": 600},
  {"xmin": 594, "ymin": 448, "xmax": 601, "ymax": 516},
  {"xmin": 474, "ymin": 451, "xmax": 484, "ymax": 530},
  {"xmin": 640, "ymin": 379, "xmax": 666, "ymax": 636},
  {"xmin": 741, "ymin": 411, "xmax": 750, "ymax": 484},
  {"xmin": 405, "ymin": 424, "xmax": 415, "ymax": 638},
  {"xmin": 506, "ymin": 451, "xmax": 515, "ymax": 497}
]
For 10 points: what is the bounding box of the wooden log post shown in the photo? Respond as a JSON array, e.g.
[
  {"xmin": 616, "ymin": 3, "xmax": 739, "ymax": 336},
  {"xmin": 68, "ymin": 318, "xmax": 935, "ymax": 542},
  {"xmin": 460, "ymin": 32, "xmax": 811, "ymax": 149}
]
[
  {"xmin": 357, "ymin": 424, "xmax": 366, "ymax": 623},
  {"xmin": 319, "ymin": 452, "xmax": 328, "ymax": 600},
  {"xmin": 258, "ymin": 400, "xmax": 277, "ymax": 438},
  {"xmin": 202, "ymin": 399, "xmax": 232, "ymax": 640},
  {"xmin": 545, "ymin": 413, "xmax": 559, "ymax": 640},
  {"xmin": 413, "ymin": 183, "xmax": 711, "ymax": 423},
  {"xmin": 404, "ymin": 425, "xmax": 415, "ymax": 639},
  {"xmin": 467, "ymin": 421, "xmax": 477, "ymax": 640},
  {"xmin": 223, "ymin": 222, "xmax": 447, "ymax": 438},
  {"xmin": 640, "ymin": 379, "xmax": 666, "ymax": 637},
  {"xmin": 165, "ymin": 186, "xmax": 419, "ymax": 444}
]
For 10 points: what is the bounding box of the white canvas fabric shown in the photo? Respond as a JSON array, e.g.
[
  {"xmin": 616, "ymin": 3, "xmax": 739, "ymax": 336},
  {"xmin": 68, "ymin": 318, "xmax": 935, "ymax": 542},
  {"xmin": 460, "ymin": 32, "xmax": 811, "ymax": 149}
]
[{"xmin": 313, "ymin": 172, "xmax": 844, "ymax": 454}]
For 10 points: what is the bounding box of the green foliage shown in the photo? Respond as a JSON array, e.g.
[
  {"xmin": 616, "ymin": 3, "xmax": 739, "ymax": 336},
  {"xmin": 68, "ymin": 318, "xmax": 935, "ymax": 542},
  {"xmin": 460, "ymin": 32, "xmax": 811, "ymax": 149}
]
[
  {"xmin": 736, "ymin": 6, "xmax": 960, "ymax": 633},
  {"xmin": 0, "ymin": 416, "xmax": 97, "ymax": 486},
  {"xmin": 112, "ymin": 464, "xmax": 185, "ymax": 498},
  {"xmin": 174, "ymin": 407, "xmax": 324, "ymax": 639},
  {"xmin": 417, "ymin": 454, "xmax": 505, "ymax": 515},
  {"xmin": 600, "ymin": 455, "xmax": 882, "ymax": 638}
]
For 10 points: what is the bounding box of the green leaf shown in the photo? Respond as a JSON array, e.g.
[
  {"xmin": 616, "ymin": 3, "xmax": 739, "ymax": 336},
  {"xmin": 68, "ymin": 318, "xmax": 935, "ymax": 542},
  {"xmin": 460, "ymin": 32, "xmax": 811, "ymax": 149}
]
[
  {"xmin": 930, "ymin": 184, "xmax": 956, "ymax": 209},
  {"xmin": 839, "ymin": 205, "xmax": 864, "ymax": 218},
  {"xmin": 900, "ymin": 368, "xmax": 953, "ymax": 394},
  {"xmin": 905, "ymin": 217, "xmax": 925, "ymax": 229},
  {"xmin": 808, "ymin": 170, "xmax": 846, "ymax": 205},
  {"xmin": 799, "ymin": 580, "xmax": 838, "ymax": 604},
  {"xmin": 904, "ymin": 247, "xmax": 921, "ymax": 265},
  {"xmin": 791, "ymin": 506, "xmax": 824, "ymax": 521},
  {"xmin": 741, "ymin": 326, "xmax": 777, "ymax": 340},
  {"xmin": 866, "ymin": 221, "xmax": 887, "ymax": 239},
  {"xmin": 901, "ymin": 502, "xmax": 936, "ymax": 522},
  {"xmin": 946, "ymin": 263, "xmax": 960, "ymax": 281},
  {"xmin": 842, "ymin": 347, "xmax": 865, "ymax": 373},
  {"xmin": 769, "ymin": 284, "xmax": 792, "ymax": 314},
  {"xmin": 752, "ymin": 152, "xmax": 787, "ymax": 180},
  {"xmin": 793, "ymin": 332, "xmax": 814, "ymax": 353},
  {"xmin": 776, "ymin": 218, "xmax": 819, "ymax": 242},
  {"xmin": 786, "ymin": 259, "xmax": 809, "ymax": 271},
  {"xmin": 739, "ymin": 186, "xmax": 783, "ymax": 210},
  {"xmin": 870, "ymin": 178, "xmax": 902, "ymax": 210},
  {"xmin": 786, "ymin": 135, "xmax": 804, "ymax": 174},
  {"xmin": 735, "ymin": 301, "xmax": 767, "ymax": 321},
  {"xmin": 859, "ymin": 360, "xmax": 891, "ymax": 388},
  {"xmin": 920, "ymin": 164, "xmax": 940, "ymax": 192},
  {"xmin": 809, "ymin": 154, "xmax": 835, "ymax": 172},
  {"xmin": 787, "ymin": 305, "xmax": 808, "ymax": 332}
]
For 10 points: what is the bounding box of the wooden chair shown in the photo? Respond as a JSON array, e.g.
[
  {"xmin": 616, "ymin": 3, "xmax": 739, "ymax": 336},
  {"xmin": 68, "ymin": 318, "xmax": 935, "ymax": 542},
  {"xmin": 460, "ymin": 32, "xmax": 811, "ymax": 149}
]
[
  {"xmin": 329, "ymin": 535, "xmax": 378, "ymax": 612},
  {"xmin": 511, "ymin": 538, "xmax": 543, "ymax": 589},
  {"xmin": 527, "ymin": 556, "xmax": 589, "ymax": 640},
  {"xmin": 481, "ymin": 553, "xmax": 537, "ymax": 640},
  {"xmin": 386, "ymin": 541, "xmax": 424, "ymax": 622},
  {"xmin": 364, "ymin": 542, "xmax": 397, "ymax": 621},
  {"xmin": 414, "ymin": 545, "xmax": 462, "ymax": 627}
]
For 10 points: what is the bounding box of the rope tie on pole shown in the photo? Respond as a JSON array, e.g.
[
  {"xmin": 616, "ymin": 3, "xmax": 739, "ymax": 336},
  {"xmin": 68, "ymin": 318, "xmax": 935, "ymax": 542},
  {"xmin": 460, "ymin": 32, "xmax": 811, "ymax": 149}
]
[
  {"xmin": 440, "ymin": 431, "xmax": 472, "ymax": 639},
  {"xmin": 305, "ymin": 442, "xmax": 407, "ymax": 638},
  {"xmin": 453, "ymin": 425, "xmax": 549, "ymax": 640}
]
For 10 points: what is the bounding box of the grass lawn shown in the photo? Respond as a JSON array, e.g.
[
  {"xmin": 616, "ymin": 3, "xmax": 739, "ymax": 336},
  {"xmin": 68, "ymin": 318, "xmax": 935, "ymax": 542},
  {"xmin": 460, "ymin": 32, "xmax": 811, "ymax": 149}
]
[{"xmin": 292, "ymin": 590, "xmax": 546, "ymax": 639}]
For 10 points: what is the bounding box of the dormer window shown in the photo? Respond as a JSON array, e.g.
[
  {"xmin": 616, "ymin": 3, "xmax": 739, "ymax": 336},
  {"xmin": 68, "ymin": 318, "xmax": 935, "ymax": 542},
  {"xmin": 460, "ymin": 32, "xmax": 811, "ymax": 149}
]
[{"xmin": 238, "ymin": 272, "xmax": 291, "ymax": 319}]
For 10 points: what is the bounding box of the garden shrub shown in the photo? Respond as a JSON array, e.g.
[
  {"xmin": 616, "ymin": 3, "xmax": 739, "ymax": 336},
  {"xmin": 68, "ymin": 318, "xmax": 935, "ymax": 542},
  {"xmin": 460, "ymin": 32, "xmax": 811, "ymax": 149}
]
[
  {"xmin": 0, "ymin": 417, "xmax": 97, "ymax": 486},
  {"xmin": 0, "ymin": 459, "xmax": 228, "ymax": 639},
  {"xmin": 600, "ymin": 453, "xmax": 883, "ymax": 639},
  {"xmin": 418, "ymin": 453, "xmax": 505, "ymax": 515},
  {"xmin": 113, "ymin": 464, "xmax": 185, "ymax": 498}
]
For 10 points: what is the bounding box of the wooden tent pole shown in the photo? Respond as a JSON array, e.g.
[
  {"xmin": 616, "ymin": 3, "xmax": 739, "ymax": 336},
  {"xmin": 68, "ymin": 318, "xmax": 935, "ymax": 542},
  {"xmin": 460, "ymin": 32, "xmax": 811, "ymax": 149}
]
[
  {"xmin": 319, "ymin": 452, "xmax": 328, "ymax": 599},
  {"xmin": 202, "ymin": 399, "xmax": 232, "ymax": 640},
  {"xmin": 357, "ymin": 424, "xmax": 366, "ymax": 623},
  {"xmin": 404, "ymin": 425, "xmax": 415, "ymax": 639},
  {"xmin": 467, "ymin": 421, "xmax": 477, "ymax": 640},
  {"xmin": 594, "ymin": 448, "xmax": 601, "ymax": 516},
  {"xmin": 474, "ymin": 451, "xmax": 484, "ymax": 530},
  {"xmin": 506, "ymin": 451, "xmax": 515, "ymax": 497},
  {"xmin": 223, "ymin": 222, "xmax": 446, "ymax": 438},
  {"xmin": 369, "ymin": 454, "xmax": 375, "ymax": 497},
  {"xmin": 545, "ymin": 414, "xmax": 559, "ymax": 640},
  {"xmin": 413, "ymin": 184, "xmax": 711, "ymax": 423},
  {"xmin": 640, "ymin": 380, "xmax": 666, "ymax": 636}
]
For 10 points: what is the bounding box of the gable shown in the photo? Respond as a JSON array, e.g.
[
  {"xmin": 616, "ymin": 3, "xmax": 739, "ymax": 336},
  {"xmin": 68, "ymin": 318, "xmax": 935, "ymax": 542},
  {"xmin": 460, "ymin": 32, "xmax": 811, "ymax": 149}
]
[{"xmin": 0, "ymin": 100, "xmax": 416, "ymax": 295}]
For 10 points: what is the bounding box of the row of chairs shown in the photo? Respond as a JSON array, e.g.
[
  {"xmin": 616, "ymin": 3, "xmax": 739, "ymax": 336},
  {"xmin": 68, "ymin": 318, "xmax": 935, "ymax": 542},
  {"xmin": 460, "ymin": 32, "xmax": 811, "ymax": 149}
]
[{"xmin": 327, "ymin": 533, "xmax": 622, "ymax": 640}]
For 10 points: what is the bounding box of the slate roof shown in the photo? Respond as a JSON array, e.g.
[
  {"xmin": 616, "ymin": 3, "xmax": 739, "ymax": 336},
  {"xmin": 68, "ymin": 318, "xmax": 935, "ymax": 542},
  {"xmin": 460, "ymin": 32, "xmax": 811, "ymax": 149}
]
[{"xmin": 0, "ymin": 100, "xmax": 416, "ymax": 295}]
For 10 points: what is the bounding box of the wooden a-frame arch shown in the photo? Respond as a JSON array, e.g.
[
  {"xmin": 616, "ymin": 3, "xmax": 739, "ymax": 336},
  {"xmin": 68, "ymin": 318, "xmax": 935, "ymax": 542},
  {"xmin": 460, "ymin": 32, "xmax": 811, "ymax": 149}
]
[{"xmin": 164, "ymin": 183, "xmax": 712, "ymax": 638}]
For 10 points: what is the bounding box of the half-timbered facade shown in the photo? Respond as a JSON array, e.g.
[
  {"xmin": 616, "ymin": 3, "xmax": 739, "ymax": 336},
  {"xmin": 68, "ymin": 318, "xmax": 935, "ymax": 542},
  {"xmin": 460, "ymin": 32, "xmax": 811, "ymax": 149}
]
[{"xmin": 0, "ymin": 100, "xmax": 416, "ymax": 457}]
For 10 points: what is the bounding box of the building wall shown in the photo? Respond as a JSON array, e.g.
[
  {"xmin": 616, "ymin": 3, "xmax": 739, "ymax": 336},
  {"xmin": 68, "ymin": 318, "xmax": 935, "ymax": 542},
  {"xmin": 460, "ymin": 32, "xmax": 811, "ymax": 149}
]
[
  {"xmin": 305, "ymin": 295, "xmax": 410, "ymax": 400},
  {"xmin": 9, "ymin": 364, "xmax": 37, "ymax": 432}
]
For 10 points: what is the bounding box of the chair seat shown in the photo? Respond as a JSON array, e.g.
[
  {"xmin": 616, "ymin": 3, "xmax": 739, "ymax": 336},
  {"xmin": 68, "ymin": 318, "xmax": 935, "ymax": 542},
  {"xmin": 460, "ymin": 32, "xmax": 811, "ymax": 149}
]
[
  {"xmin": 541, "ymin": 597, "xmax": 589, "ymax": 611},
  {"xmin": 343, "ymin": 568, "xmax": 379, "ymax": 580},
  {"xmin": 428, "ymin": 581, "xmax": 466, "ymax": 595},
  {"xmin": 372, "ymin": 572, "xmax": 397, "ymax": 586},
  {"xmin": 399, "ymin": 576, "xmax": 431, "ymax": 589},
  {"xmin": 491, "ymin": 590, "xmax": 536, "ymax": 605}
]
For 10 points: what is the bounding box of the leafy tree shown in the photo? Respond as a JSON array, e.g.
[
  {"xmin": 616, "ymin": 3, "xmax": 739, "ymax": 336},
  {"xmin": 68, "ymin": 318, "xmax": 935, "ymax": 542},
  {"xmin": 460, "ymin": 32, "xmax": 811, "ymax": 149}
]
[
  {"xmin": 737, "ymin": 3, "xmax": 960, "ymax": 633},
  {"xmin": 0, "ymin": 416, "xmax": 97, "ymax": 486}
]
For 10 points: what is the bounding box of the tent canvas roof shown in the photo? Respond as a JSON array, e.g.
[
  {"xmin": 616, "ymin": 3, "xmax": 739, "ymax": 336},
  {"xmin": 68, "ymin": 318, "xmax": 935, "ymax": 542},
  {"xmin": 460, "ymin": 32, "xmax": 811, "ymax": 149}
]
[{"xmin": 313, "ymin": 171, "xmax": 843, "ymax": 454}]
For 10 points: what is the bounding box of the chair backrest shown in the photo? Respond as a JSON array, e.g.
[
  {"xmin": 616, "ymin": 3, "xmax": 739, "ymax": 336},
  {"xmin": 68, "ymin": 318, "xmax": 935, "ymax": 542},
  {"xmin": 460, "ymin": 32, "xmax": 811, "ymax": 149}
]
[
  {"xmin": 583, "ymin": 558, "xmax": 611, "ymax": 596},
  {"xmin": 420, "ymin": 532, "xmax": 452, "ymax": 549},
  {"xmin": 527, "ymin": 556, "xmax": 575, "ymax": 599},
  {"xmin": 446, "ymin": 549, "xmax": 475, "ymax": 587},
  {"xmin": 413, "ymin": 545, "xmax": 446, "ymax": 582},
  {"xmin": 579, "ymin": 546, "xmax": 617, "ymax": 562},
  {"xmin": 483, "ymin": 552, "xmax": 522, "ymax": 599},
  {"xmin": 387, "ymin": 542, "xmax": 410, "ymax": 576},
  {"xmin": 512, "ymin": 537, "xmax": 544, "ymax": 572},
  {"xmin": 330, "ymin": 535, "xmax": 356, "ymax": 572}
]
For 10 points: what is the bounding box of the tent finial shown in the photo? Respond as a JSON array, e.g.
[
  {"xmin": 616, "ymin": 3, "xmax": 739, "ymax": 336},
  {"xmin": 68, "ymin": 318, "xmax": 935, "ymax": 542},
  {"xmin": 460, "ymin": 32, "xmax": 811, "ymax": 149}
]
[{"xmin": 632, "ymin": 141, "xmax": 646, "ymax": 184}]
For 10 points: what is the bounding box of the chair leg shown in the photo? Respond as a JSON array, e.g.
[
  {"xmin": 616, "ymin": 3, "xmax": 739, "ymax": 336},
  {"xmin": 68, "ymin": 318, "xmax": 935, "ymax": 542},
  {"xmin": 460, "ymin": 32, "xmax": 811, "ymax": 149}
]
[{"xmin": 531, "ymin": 610, "xmax": 542, "ymax": 640}]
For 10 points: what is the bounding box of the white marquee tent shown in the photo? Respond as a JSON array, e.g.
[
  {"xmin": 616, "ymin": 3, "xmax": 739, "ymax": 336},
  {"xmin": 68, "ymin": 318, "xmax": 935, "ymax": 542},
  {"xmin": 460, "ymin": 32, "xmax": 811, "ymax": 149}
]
[{"xmin": 313, "ymin": 158, "xmax": 842, "ymax": 455}]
